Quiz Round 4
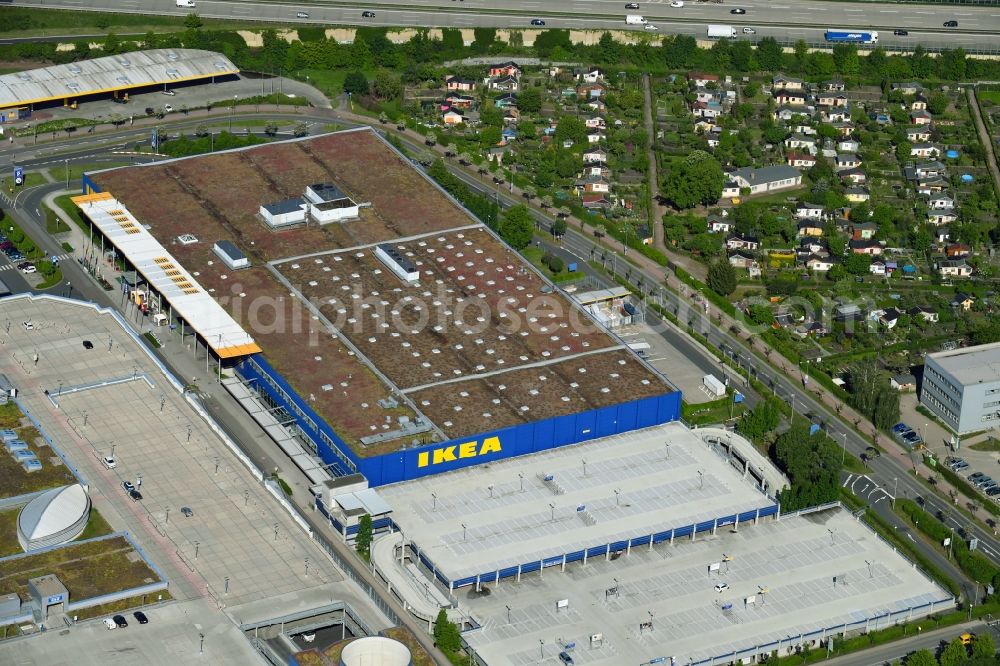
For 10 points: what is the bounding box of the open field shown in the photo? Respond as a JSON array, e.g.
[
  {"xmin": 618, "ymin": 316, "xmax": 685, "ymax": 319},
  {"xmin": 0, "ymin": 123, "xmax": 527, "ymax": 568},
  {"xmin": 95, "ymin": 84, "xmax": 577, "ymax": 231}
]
[{"xmin": 0, "ymin": 535, "xmax": 159, "ymax": 603}]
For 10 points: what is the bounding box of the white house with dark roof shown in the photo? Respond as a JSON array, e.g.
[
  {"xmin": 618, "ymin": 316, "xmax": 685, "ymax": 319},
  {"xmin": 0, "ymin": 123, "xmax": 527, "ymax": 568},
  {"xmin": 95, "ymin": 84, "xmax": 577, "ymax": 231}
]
[
  {"xmin": 911, "ymin": 143, "xmax": 940, "ymax": 158},
  {"xmin": 835, "ymin": 154, "xmax": 862, "ymax": 171},
  {"xmin": 772, "ymin": 73, "xmax": 805, "ymax": 90},
  {"xmin": 891, "ymin": 81, "xmax": 924, "ymax": 96},
  {"xmin": 721, "ymin": 165, "xmax": 803, "ymax": 197},
  {"xmin": 928, "ymin": 192, "xmax": 955, "ymax": 210}
]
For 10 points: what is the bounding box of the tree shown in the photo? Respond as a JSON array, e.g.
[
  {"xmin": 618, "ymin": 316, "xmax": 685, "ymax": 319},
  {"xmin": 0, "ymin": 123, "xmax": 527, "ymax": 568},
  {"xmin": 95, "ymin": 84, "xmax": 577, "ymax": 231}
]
[
  {"xmin": 746, "ymin": 304, "xmax": 774, "ymax": 327},
  {"xmin": 927, "ymin": 92, "xmax": 950, "ymax": 115},
  {"xmin": 551, "ymin": 218, "xmax": 567, "ymax": 238},
  {"xmin": 756, "ymin": 37, "xmax": 784, "ymax": 72},
  {"xmin": 434, "ymin": 609, "xmax": 462, "ymax": 653},
  {"xmin": 971, "ymin": 633, "xmax": 996, "ymax": 660},
  {"xmin": 903, "ymin": 649, "xmax": 936, "ymax": 666},
  {"xmin": 738, "ymin": 397, "xmax": 781, "ymax": 442},
  {"xmin": 517, "ymin": 87, "xmax": 542, "ymax": 113},
  {"xmin": 498, "ymin": 205, "xmax": 534, "ymax": 250},
  {"xmin": 371, "ymin": 69, "xmax": 402, "ymax": 100},
  {"xmin": 774, "ymin": 425, "xmax": 843, "ymax": 511},
  {"xmin": 355, "ymin": 514, "xmax": 372, "ymax": 559},
  {"xmin": 844, "ymin": 252, "xmax": 871, "ymax": 275},
  {"xmin": 184, "ymin": 12, "xmax": 203, "ymax": 29},
  {"xmin": 662, "ymin": 150, "xmax": 725, "ymax": 209},
  {"xmin": 707, "ymin": 259, "xmax": 737, "ymax": 296},
  {"xmin": 103, "ymin": 31, "xmax": 122, "ymax": 55},
  {"xmin": 555, "ymin": 115, "xmax": 587, "ymax": 145},
  {"xmin": 343, "ymin": 70, "xmax": 369, "ymax": 96},
  {"xmin": 939, "ymin": 638, "xmax": 969, "ymax": 666}
]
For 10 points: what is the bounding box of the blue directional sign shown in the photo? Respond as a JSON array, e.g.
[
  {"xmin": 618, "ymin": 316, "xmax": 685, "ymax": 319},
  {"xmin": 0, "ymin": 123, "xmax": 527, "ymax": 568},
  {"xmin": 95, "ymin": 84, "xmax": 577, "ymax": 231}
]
[
  {"xmin": 13, "ymin": 166, "xmax": 23, "ymax": 186},
  {"xmin": 809, "ymin": 423, "xmax": 821, "ymax": 435},
  {"xmin": 150, "ymin": 128, "xmax": 159, "ymax": 150},
  {"xmin": 733, "ymin": 391, "xmax": 744, "ymax": 404}
]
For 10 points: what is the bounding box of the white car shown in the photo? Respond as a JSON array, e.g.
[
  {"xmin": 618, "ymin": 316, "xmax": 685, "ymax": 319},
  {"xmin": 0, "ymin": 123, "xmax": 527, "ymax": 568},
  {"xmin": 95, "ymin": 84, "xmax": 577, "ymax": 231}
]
[
  {"xmin": 163, "ymin": 104, "xmax": 174, "ymax": 113},
  {"xmin": 670, "ymin": 0, "xmax": 684, "ymax": 6},
  {"xmin": 20, "ymin": 264, "xmax": 36, "ymax": 274},
  {"xmin": 644, "ymin": 23, "xmax": 658, "ymax": 31},
  {"xmin": 102, "ymin": 456, "xmax": 118, "ymax": 469},
  {"xmin": 714, "ymin": 582, "xmax": 729, "ymax": 592},
  {"xmin": 103, "ymin": 618, "xmax": 117, "ymax": 630},
  {"xmin": 743, "ymin": 27, "xmax": 756, "ymax": 34}
]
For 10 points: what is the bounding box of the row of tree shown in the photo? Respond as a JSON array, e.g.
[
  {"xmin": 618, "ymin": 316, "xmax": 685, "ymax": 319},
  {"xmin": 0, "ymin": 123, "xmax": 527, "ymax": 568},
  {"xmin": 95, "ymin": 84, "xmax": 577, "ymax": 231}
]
[{"xmin": 847, "ymin": 361, "xmax": 901, "ymax": 431}]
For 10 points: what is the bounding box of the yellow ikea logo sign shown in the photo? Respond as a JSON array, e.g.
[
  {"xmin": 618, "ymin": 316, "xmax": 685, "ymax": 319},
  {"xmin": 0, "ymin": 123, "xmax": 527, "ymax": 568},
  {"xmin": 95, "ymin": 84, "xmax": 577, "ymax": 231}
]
[{"xmin": 417, "ymin": 437, "xmax": 502, "ymax": 468}]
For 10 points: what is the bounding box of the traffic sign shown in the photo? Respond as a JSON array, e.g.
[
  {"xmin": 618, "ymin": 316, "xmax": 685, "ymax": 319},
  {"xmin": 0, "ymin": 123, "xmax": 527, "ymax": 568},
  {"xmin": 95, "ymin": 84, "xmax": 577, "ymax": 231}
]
[{"xmin": 13, "ymin": 166, "xmax": 23, "ymax": 186}]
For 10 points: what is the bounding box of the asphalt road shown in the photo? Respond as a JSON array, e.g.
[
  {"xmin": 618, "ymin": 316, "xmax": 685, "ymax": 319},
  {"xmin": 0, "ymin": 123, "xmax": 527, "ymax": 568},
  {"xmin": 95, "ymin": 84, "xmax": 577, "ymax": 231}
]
[{"xmin": 8, "ymin": 0, "xmax": 1000, "ymax": 51}]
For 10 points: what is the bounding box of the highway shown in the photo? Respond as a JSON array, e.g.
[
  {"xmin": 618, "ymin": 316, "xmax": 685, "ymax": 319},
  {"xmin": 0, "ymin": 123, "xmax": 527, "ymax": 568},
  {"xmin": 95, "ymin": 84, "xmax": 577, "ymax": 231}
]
[{"xmin": 7, "ymin": 0, "xmax": 1000, "ymax": 51}]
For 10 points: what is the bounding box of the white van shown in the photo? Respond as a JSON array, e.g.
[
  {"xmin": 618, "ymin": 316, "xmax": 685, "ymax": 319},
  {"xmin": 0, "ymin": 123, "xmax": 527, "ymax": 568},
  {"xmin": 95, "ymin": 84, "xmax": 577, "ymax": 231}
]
[
  {"xmin": 176, "ymin": 0, "xmax": 196, "ymax": 7},
  {"xmin": 103, "ymin": 618, "xmax": 117, "ymax": 630},
  {"xmin": 625, "ymin": 15, "xmax": 647, "ymax": 24}
]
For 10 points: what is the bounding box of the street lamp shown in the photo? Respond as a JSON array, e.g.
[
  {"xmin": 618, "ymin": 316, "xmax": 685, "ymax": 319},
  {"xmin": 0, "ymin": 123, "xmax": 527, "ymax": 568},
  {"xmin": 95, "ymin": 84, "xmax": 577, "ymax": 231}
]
[{"xmin": 229, "ymin": 95, "xmax": 236, "ymax": 132}]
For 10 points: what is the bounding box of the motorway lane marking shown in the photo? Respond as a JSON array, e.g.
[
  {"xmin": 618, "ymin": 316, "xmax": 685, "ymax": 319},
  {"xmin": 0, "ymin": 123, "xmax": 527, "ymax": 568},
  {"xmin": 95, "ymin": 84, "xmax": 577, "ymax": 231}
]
[{"xmin": 879, "ymin": 10, "xmax": 898, "ymax": 13}]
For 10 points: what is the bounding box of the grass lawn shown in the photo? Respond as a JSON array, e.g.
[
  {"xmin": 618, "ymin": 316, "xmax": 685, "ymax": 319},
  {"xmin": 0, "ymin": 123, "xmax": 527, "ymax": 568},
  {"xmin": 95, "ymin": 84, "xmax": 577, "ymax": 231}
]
[
  {"xmin": 77, "ymin": 509, "xmax": 113, "ymax": 542},
  {"xmin": 522, "ymin": 245, "xmax": 586, "ymax": 283},
  {"xmin": 0, "ymin": 535, "xmax": 160, "ymax": 601},
  {"xmin": 296, "ymin": 69, "xmax": 351, "ymax": 98},
  {"xmin": 36, "ymin": 265, "xmax": 63, "ymax": 290},
  {"xmin": 383, "ymin": 627, "xmax": 435, "ymax": 666},
  {"xmin": 52, "ymin": 194, "xmax": 89, "ymax": 233},
  {"xmin": 0, "ymin": 509, "xmax": 20, "ymax": 558},
  {"xmin": 979, "ymin": 90, "xmax": 1000, "ymax": 105},
  {"xmin": 45, "ymin": 209, "xmax": 70, "ymax": 235},
  {"xmin": 969, "ymin": 437, "xmax": 1000, "ymax": 452}
]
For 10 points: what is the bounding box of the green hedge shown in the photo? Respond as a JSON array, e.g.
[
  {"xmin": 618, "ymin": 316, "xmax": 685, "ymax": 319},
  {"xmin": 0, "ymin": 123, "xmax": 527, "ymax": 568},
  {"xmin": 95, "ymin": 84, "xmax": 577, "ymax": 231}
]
[{"xmin": 897, "ymin": 497, "xmax": 1000, "ymax": 585}]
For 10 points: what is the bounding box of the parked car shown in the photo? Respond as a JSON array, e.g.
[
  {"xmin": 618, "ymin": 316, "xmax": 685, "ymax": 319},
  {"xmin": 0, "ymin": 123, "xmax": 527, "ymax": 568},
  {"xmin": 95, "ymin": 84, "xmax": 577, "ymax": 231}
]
[
  {"xmin": 969, "ymin": 472, "xmax": 985, "ymax": 481},
  {"xmin": 987, "ymin": 487, "xmax": 1000, "ymax": 496},
  {"xmin": 103, "ymin": 618, "xmax": 117, "ymax": 630},
  {"xmin": 113, "ymin": 615, "xmax": 128, "ymax": 628},
  {"xmin": 128, "ymin": 489, "xmax": 144, "ymax": 502},
  {"xmin": 102, "ymin": 456, "xmax": 118, "ymax": 469},
  {"xmin": 892, "ymin": 423, "xmax": 910, "ymax": 433},
  {"xmin": 122, "ymin": 480, "xmax": 135, "ymax": 493},
  {"xmin": 161, "ymin": 89, "xmax": 176, "ymax": 96},
  {"xmin": 714, "ymin": 582, "xmax": 729, "ymax": 592},
  {"xmin": 952, "ymin": 461, "xmax": 970, "ymax": 471},
  {"xmin": 163, "ymin": 104, "xmax": 174, "ymax": 113},
  {"xmin": 133, "ymin": 611, "xmax": 149, "ymax": 625},
  {"xmin": 558, "ymin": 652, "xmax": 575, "ymax": 665},
  {"xmin": 82, "ymin": 340, "xmax": 94, "ymax": 350},
  {"xmin": 181, "ymin": 506, "xmax": 194, "ymax": 517},
  {"xmin": 19, "ymin": 263, "xmax": 36, "ymax": 274}
]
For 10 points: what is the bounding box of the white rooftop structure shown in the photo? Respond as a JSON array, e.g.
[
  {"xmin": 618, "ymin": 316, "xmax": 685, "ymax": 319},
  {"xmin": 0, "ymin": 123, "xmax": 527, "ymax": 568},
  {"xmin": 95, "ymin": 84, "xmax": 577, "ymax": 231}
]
[
  {"xmin": 0, "ymin": 49, "xmax": 239, "ymax": 109},
  {"xmin": 17, "ymin": 484, "xmax": 91, "ymax": 552},
  {"xmin": 71, "ymin": 191, "xmax": 261, "ymax": 359},
  {"xmin": 379, "ymin": 422, "xmax": 778, "ymax": 589},
  {"xmin": 925, "ymin": 340, "xmax": 1000, "ymax": 386},
  {"xmin": 461, "ymin": 506, "xmax": 953, "ymax": 666}
]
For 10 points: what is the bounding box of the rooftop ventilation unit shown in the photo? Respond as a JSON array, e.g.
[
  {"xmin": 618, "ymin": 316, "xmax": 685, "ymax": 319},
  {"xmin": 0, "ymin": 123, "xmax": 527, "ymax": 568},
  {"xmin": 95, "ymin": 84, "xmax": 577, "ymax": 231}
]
[
  {"xmin": 177, "ymin": 234, "xmax": 198, "ymax": 245},
  {"xmin": 16, "ymin": 73, "xmax": 31, "ymax": 82},
  {"xmin": 66, "ymin": 82, "xmax": 80, "ymax": 92},
  {"xmin": 375, "ymin": 244, "xmax": 419, "ymax": 284},
  {"xmin": 166, "ymin": 52, "xmax": 179, "ymax": 61},
  {"xmin": 213, "ymin": 240, "xmax": 249, "ymax": 271},
  {"xmin": 116, "ymin": 57, "xmax": 131, "ymax": 67},
  {"xmin": 68, "ymin": 65, "xmax": 82, "ymax": 75},
  {"xmin": 166, "ymin": 68, "xmax": 180, "ymax": 80}
]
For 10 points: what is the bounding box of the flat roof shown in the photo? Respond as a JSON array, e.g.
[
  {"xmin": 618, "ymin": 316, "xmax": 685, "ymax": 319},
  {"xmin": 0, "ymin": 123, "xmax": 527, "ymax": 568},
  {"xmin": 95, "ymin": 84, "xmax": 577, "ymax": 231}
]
[
  {"xmin": 263, "ymin": 198, "xmax": 305, "ymax": 215},
  {"xmin": 86, "ymin": 129, "xmax": 673, "ymax": 453},
  {"xmin": 70, "ymin": 191, "xmax": 261, "ymax": 359},
  {"xmin": 0, "ymin": 48, "xmax": 238, "ymax": 109},
  {"xmin": 379, "ymin": 422, "xmax": 775, "ymax": 586},
  {"xmin": 461, "ymin": 506, "xmax": 952, "ymax": 666},
  {"xmin": 927, "ymin": 341, "xmax": 1000, "ymax": 386}
]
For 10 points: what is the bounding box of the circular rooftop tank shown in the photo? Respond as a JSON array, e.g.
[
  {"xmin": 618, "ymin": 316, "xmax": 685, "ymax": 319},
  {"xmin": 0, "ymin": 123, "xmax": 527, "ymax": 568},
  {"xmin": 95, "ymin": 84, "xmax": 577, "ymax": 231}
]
[
  {"xmin": 17, "ymin": 484, "xmax": 91, "ymax": 552},
  {"xmin": 340, "ymin": 636, "xmax": 411, "ymax": 666}
]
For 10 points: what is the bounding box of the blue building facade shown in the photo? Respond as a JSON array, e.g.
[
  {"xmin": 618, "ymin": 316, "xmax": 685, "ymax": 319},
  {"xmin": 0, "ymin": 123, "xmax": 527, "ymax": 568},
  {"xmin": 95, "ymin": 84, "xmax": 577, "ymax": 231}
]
[{"xmin": 238, "ymin": 354, "xmax": 682, "ymax": 487}]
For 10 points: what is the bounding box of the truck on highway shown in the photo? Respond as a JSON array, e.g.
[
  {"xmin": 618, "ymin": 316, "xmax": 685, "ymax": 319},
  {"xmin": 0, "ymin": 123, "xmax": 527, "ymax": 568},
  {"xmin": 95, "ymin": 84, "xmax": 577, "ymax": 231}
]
[
  {"xmin": 707, "ymin": 24, "xmax": 737, "ymax": 38},
  {"xmin": 824, "ymin": 29, "xmax": 878, "ymax": 44},
  {"xmin": 175, "ymin": 0, "xmax": 196, "ymax": 7},
  {"xmin": 626, "ymin": 15, "xmax": 647, "ymax": 25}
]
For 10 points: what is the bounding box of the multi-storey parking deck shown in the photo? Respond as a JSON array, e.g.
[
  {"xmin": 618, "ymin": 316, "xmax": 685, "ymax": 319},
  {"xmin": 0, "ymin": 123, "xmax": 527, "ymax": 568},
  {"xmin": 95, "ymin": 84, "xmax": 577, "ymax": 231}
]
[
  {"xmin": 378, "ymin": 422, "xmax": 779, "ymax": 590},
  {"xmin": 457, "ymin": 506, "xmax": 952, "ymax": 666}
]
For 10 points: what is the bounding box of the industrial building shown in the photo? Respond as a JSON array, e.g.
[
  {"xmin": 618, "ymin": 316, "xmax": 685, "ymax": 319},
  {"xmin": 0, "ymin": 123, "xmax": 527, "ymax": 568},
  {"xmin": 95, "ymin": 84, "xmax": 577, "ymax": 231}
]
[
  {"xmin": 77, "ymin": 128, "xmax": 681, "ymax": 491},
  {"xmin": 920, "ymin": 341, "xmax": 1000, "ymax": 434},
  {"xmin": 0, "ymin": 48, "xmax": 239, "ymax": 121}
]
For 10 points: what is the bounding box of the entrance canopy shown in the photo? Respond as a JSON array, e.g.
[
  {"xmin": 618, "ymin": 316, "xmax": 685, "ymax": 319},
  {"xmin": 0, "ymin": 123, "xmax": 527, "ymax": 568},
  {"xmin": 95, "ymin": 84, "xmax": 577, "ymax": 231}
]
[{"xmin": 72, "ymin": 191, "xmax": 261, "ymax": 359}]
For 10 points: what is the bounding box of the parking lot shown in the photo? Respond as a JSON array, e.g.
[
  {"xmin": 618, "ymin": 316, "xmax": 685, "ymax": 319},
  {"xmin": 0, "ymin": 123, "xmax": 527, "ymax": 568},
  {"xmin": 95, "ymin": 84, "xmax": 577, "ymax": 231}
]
[
  {"xmin": 461, "ymin": 507, "xmax": 952, "ymax": 666},
  {"xmin": 0, "ymin": 294, "xmax": 345, "ymax": 610}
]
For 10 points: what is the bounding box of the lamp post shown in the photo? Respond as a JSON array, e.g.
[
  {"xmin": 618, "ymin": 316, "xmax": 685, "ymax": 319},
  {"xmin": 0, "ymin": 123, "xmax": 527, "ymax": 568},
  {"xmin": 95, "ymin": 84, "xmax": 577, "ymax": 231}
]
[{"xmin": 229, "ymin": 95, "xmax": 236, "ymax": 132}]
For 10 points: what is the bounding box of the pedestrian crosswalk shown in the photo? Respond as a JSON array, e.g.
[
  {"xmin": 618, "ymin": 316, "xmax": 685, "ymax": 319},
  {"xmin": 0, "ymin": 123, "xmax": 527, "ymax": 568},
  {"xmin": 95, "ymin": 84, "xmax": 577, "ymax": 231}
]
[{"xmin": 0, "ymin": 253, "xmax": 71, "ymax": 272}]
